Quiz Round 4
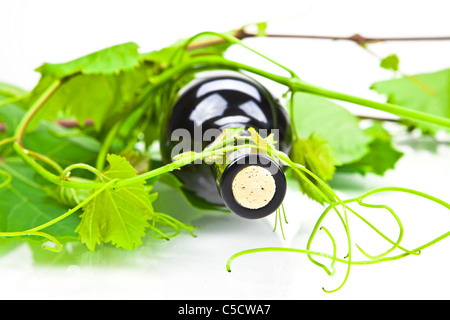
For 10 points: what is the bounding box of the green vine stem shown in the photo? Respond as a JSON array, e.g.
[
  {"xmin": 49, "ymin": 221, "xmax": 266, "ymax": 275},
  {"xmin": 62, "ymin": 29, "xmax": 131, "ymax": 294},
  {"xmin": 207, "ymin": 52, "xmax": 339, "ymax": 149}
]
[
  {"xmin": 95, "ymin": 120, "xmax": 122, "ymax": 171},
  {"xmin": 0, "ymin": 169, "xmax": 12, "ymax": 189},
  {"xmin": 0, "ymin": 137, "xmax": 16, "ymax": 148},
  {"xmin": 14, "ymin": 80, "xmax": 62, "ymax": 143},
  {"xmin": 288, "ymin": 93, "xmax": 299, "ymax": 140},
  {"xmin": 319, "ymin": 226, "xmax": 337, "ymax": 276},
  {"xmin": 180, "ymin": 31, "xmax": 298, "ymax": 78},
  {"xmin": 290, "ymin": 79, "xmax": 450, "ymax": 128},
  {"xmin": 352, "ymin": 201, "xmax": 404, "ymax": 260}
]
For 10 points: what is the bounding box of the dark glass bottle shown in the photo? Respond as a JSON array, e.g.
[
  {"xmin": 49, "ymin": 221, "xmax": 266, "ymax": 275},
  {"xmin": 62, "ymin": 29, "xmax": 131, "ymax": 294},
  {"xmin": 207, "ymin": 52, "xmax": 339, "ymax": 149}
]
[{"xmin": 160, "ymin": 70, "xmax": 292, "ymax": 219}]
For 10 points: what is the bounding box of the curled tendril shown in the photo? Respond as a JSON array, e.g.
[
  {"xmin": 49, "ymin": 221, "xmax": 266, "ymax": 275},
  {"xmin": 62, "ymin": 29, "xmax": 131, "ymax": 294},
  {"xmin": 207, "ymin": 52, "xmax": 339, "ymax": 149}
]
[
  {"xmin": 62, "ymin": 163, "xmax": 104, "ymax": 180},
  {"xmin": 151, "ymin": 212, "xmax": 197, "ymax": 240},
  {"xmin": 33, "ymin": 232, "xmax": 63, "ymax": 252},
  {"xmin": 281, "ymin": 203, "xmax": 288, "ymax": 225},
  {"xmin": 289, "ymin": 164, "xmax": 351, "ymax": 293},
  {"xmin": 177, "ymin": 31, "xmax": 299, "ymax": 79},
  {"xmin": 278, "ymin": 206, "xmax": 286, "ymax": 240},
  {"xmin": 353, "ymin": 200, "xmax": 407, "ymax": 260},
  {"xmin": 345, "ymin": 205, "xmax": 420, "ymax": 257},
  {"xmin": 26, "ymin": 149, "xmax": 63, "ymax": 174},
  {"xmin": 0, "ymin": 231, "xmax": 63, "ymax": 253},
  {"xmin": 273, "ymin": 204, "xmax": 289, "ymax": 240},
  {"xmin": 227, "ymin": 181, "xmax": 450, "ymax": 292},
  {"xmin": 273, "ymin": 207, "xmax": 279, "ymax": 232},
  {"xmin": 319, "ymin": 226, "xmax": 337, "ymax": 277}
]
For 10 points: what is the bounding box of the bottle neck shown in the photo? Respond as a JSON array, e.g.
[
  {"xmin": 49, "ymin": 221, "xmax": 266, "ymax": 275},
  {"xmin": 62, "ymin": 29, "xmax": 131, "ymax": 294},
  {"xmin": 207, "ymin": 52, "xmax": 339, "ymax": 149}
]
[
  {"xmin": 162, "ymin": 71, "xmax": 291, "ymax": 218},
  {"xmin": 204, "ymin": 127, "xmax": 287, "ymax": 219},
  {"xmin": 219, "ymin": 152, "xmax": 287, "ymax": 219}
]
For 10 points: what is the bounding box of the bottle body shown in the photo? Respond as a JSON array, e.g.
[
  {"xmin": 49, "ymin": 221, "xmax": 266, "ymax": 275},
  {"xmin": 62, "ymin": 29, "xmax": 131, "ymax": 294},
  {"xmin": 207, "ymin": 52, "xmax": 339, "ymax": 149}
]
[{"xmin": 160, "ymin": 70, "xmax": 292, "ymax": 218}]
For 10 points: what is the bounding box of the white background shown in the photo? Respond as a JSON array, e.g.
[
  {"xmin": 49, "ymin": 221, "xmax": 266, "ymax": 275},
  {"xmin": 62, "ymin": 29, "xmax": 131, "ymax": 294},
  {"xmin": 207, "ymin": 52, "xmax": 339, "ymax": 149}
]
[{"xmin": 1, "ymin": 0, "xmax": 450, "ymax": 300}]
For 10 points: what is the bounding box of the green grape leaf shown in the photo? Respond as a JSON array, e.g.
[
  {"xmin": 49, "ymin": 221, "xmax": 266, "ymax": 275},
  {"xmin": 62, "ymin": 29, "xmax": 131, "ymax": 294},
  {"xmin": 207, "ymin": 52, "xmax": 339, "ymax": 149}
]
[
  {"xmin": 26, "ymin": 42, "xmax": 152, "ymax": 130},
  {"xmin": 76, "ymin": 154, "xmax": 156, "ymax": 250},
  {"xmin": 291, "ymin": 92, "xmax": 371, "ymax": 165},
  {"xmin": 289, "ymin": 133, "xmax": 337, "ymax": 204},
  {"xmin": 337, "ymin": 123, "xmax": 404, "ymax": 176},
  {"xmin": 0, "ymin": 85, "xmax": 27, "ymax": 146},
  {"xmin": 0, "ymin": 103, "xmax": 100, "ymax": 166},
  {"xmin": 371, "ymin": 68, "xmax": 450, "ymax": 133},
  {"xmin": 29, "ymin": 64, "xmax": 150, "ymax": 130},
  {"xmin": 380, "ymin": 54, "xmax": 399, "ymax": 71},
  {"xmin": 141, "ymin": 44, "xmax": 183, "ymax": 67},
  {"xmin": 0, "ymin": 158, "xmax": 78, "ymax": 240},
  {"xmin": 36, "ymin": 42, "xmax": 142, "ymax": 78}
]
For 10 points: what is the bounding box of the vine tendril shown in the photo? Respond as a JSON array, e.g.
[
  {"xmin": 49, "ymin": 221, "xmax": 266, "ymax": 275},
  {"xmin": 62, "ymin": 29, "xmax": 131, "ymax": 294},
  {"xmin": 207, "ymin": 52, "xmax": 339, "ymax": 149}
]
[{"xmin": 227, "ymin": 183, "xmax": 450, "ymax": 292}]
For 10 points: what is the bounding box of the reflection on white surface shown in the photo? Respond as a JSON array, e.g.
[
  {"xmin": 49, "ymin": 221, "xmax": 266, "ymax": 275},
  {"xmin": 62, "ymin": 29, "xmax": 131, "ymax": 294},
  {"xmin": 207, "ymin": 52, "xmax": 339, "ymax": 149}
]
[{"xmin": 1, "ymin": 138, "xmax": 450, "ymax": 299}]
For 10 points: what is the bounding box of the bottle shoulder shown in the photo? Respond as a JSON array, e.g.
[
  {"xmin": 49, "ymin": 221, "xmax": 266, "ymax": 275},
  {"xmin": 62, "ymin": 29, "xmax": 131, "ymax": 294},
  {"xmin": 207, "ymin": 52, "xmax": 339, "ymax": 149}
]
[{"xmin": 166, "ymin": 71, "xmax": 291, "ymax": 142}]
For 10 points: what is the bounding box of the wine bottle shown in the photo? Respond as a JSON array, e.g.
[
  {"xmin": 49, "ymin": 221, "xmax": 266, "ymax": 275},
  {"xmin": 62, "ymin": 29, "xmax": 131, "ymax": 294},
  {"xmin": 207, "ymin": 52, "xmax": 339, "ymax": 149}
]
[{"xmin": 160, "ymin": 70, "xmax": 292, "ymax": 219}]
